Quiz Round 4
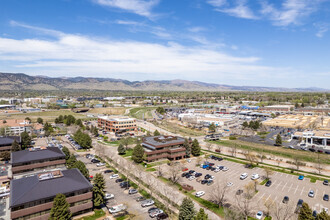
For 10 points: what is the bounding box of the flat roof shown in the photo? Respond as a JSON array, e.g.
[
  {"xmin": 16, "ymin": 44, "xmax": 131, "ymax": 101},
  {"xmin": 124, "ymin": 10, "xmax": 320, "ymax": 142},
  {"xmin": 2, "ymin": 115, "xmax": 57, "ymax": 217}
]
[
  {"xmin": 143, "ymin": 135, "xmax": 185, "ymax": 147},
  {"xmin": 10, "ymin": 168, "xmax": 92, "ymax": 207},
  {"xmin": 11, "ymin": 147, "xmax": 65, "ymax": 165},
  {"xmin": 0, "ymin": 136, "xmax": 20, "ymax": 147},
  {"xmin": 98, "ymin": 116, "xmax": 135, "ymax": 122}
]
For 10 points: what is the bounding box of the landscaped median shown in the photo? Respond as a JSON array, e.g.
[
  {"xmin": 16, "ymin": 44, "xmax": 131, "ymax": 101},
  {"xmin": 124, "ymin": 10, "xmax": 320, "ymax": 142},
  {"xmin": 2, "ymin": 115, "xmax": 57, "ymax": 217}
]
[{"xmin": 77, "ymin": 209, "xmax": 105, "ymax": 220}]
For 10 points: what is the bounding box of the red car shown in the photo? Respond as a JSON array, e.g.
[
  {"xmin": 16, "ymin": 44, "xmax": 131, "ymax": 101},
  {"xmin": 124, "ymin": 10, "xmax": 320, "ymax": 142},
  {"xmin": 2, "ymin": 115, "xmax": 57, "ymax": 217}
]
[{"xmin": 182, "ymin": 168, "xmax": 188, "ymax": 172}]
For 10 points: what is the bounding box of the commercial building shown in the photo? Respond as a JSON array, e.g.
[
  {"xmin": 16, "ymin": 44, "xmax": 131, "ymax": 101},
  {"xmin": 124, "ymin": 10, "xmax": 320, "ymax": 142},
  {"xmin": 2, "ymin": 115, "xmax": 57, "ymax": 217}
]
[
  {"xmin": 260, "ymin": 105, "xmax": 294, "ymax": 113},
  {"xmin": 0, "ymin": 136, "xmax": 20, "ymax": 152},
  {"xmin": 11, "ymin": 147, "xmax": 66, "ymax": 178},
  {"xmin": 0, "ymin": 119, "xmax": 32, "ymax": 135},
  {"xmin": 142, "ymin": 135, "xmax": 187, "ymax": 162},
  {"xmin": 98, "ymin": 116, "xmax": 137, "ymax": 133},
  {"xmin": 10, "ymin": 169, "xmax": 93, "ymax": 220},
  {"xmin": 292, "ymin": 130, "xmax": 330, "ymax": 151}
]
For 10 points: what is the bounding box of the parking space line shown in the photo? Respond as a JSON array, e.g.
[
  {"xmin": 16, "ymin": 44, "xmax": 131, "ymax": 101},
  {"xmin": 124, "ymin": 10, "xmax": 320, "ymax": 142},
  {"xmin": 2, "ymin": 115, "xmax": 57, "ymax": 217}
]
[
  {"xmin": 287, "ymin": 183, "xmax": 293, "ymax": 192},
  {"xmin": 294, "ymin": 185, "xmax": 299, "ymax": 194},
  {"xmin": 300, "ymin": 187, "xmax": 305, "ymax": 196},
  {"xmin": 315, "ymin": 189, "xmax": 318, "ymax": 197},
  {"xmin": 264, "ymin": 194, "xmax": 271, "ymax": 203},
  {"xmin": 257, "ymin": 193, "xmax": 265, "ymax": 203},
  {"xmin": 281, "ymin": 182, "xmax": 287, "ymax": 191},
  {"xmin": 280, "ymin": 172, "xmax": 283, "ymax": 177}
]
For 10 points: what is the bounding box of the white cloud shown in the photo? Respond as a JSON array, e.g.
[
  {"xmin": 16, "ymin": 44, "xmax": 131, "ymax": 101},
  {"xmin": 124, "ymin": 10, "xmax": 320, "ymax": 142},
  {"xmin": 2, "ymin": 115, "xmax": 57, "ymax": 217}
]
[
  {"xmin": 0, "ymin": 22, "xmax": 285, "ymax": 83},
  {"xmin": 207, "ymin": 0, "xmax": 258, "ymax": 19},
  {"xmin": 187, "ymin": 26, "xmax": 207, "ymax": 33},
  {"xmin": 115, "ymin": 20, "xmax": 144, "ymax": 26},
  {"xmin": 260, "ymin": 0, "xmax": 324, "ymax": 26},
  {"xmin": 314, "ymin": 22, "xmax": 329, "ymax": 38},
  {"xmin": 93, "ymin": 0, "xmax": 160, "ymax": 18}
]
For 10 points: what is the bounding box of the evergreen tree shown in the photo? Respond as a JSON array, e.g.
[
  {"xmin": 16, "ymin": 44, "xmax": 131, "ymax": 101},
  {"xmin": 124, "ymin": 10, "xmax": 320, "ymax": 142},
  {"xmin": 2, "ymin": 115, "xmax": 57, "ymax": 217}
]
[
  {"xmin": 66, "ymin": 154, "xmax": 77, "ymax": 168},
  {"xmin": 316, "ymin": 209, "xmax": 330, "ymax": 220},
  {"xmin": 73, "ymin": 129, "xmax": 92, "ymax": 149},
  {"xmin": 58, "ymin": 115, "xmax": 64, "ymax": 123},
  {"xmin": 25, "ymin": 117, "xmax": 31, "ymax": 123},
  {"xmin": 153, "ymin": 130, "xmax": 160, "ymax": 136},
  {"xmin": 65, "ymin": 115, "xmax": 76, "ymax": 126},
  {"xmin": 132, "ymin": 144, "xmax": 144, "ymax": 163},
  {"xmin": 242, "ymin": 121, "xmax": 248, "ymax": 129},
  {"xmin": 117, "ymin": 144, "xmax": 126, "ymax": 155},
  {"xmin": 37, "ymin": 117, "xmax": 43, "ymax": 124},
  {"xmin": 298, "ymin": 202, "xmax": 314, "ymax": 220},
  {"xmin": 0, "ymin": 152, "xmax": 10, "ymax": 161},
  {"xmin": 61, "ymin": 146, "xmax": 70, "ymax": 160},
  {"xmin": 194, "ymin": 208, "xmax": 208, "ymax": 220},
  {"xmin": 20, "ymin": 131, "xmax": 31, "ymax": 150},
  {"xmin": 275, "ymin": 134, "xmax": 282, "ymax": 146},
  {"xmin": 92, "ymin": 173, "xmax": 106, "ymax": 207},
  {"xmin": 49, "ymin": 193, "xmax": 72, "ymax": 220},
  {"xmin": 183, "ymin": 139, "xmax": 191, "ymax": 158},
  {"xmin": 179, "ymin": 197, "xmax": 195, "ymax": 220},
  {"xmin": 71, "ymin": 161, "xmax": 89, "ymax": 180},
  {"xmin": 191, "ymin": 139, "xmax": 201, "ymax": 156},
  {"xmin": 44, "ymin": 122, "xmax": 54, "ymax": 137},
  {"xmin": 208, "ymin": 123, "xmax": 216, "ymax": 133},
  {"xmin": 75, "ymin": 119, "xmax": 83, "ymax": 127},
  {"xmin": 11, "ymin": 140, "xmax": 21, "ymax": 152}
]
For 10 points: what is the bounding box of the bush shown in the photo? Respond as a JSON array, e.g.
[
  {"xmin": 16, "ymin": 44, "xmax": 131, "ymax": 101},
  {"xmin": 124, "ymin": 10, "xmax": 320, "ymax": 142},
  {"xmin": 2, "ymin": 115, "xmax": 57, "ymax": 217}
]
[{"xmin": 229, "ymin": 136, "xmax": 237, "ymax": 140}]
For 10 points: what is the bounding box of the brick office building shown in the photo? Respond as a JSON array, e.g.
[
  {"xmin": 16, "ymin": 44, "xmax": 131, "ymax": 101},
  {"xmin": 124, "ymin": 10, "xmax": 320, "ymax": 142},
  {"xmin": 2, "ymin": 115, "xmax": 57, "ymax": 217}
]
[
  {"xmin": 97, "ymin": 116, "xmax": 137, "ymax": 133},
  {"xmin": 142, "ymin": 135, "xmax": 188, "ymax": 162},
  {"xmin": 10, "ymin": 169, "xmax": 93, "ymax": 220}
]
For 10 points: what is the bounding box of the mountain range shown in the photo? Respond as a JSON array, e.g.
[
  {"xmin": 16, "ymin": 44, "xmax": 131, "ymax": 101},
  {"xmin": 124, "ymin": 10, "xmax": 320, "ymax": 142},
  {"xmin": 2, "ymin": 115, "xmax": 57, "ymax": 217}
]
[{"xmin": 0, "ymin": 72, "xmax": 328, "ymax": 92}]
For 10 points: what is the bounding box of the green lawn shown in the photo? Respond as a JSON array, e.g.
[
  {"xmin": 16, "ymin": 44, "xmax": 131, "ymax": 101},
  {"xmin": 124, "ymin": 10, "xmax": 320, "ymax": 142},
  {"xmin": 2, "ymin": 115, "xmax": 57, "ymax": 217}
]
[
  {"xmin": 78, "ymin": 209, "xmax": 105, "ymax": 220},
  {"xmin": 185, "ymin": 192, "xmax": 225, "ymax": 217},
  {"xmin": 129, "ymin": 107, "xmax": 155, "ymax": 120}
]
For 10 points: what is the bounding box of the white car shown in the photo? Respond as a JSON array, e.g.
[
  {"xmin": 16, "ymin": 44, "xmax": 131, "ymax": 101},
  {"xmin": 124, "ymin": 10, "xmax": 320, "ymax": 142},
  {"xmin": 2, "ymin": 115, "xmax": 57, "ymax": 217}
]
[
  {"xmin": 227, "ymin": 182, "xmax": 233, "ymax": 187},
  {"xmin": 195, "ymin": 191, "xmax": 205, "ymax": 197},
  {"xmin": 188, "ymin": 176, "xmax": 196, "ymax": 181},
  {"xmin": 256, "ymin": 211, "xmax": 263, "ymax": 219},
  {"xmin": 96, "ymin": 162, "xmax": 105, "ymax": 167},
  {"xmin": 110, "ymin": 174, "xmax": 119, "ymax": 179},
  {"xmin": 251, "ymin": 174, "xmax": 260, "ymax": 180},
  {"xmin": 240, "ymin": 173, "xmax": 248, "ymax": 180},
  {"xmin": 209, "ymin": 176, "xmax": 215, "ymax": 181},
  {"xmin": 108, "ymin": 204, "xmax": 127, "ymax": 214},
  {"xmin": 214, "ymin": 168, "xmax": 220, "ymax": 173},
  {"xmin": 104, "ymin": 193, "xmax": 114, "ymax": 200},
  {"xmin": 222, "ymin": 167, "xmax": 229, "ymax": 171},
  {"xmin": 141, "ymin": 199, "xmax": 154, "ymax": 207}
]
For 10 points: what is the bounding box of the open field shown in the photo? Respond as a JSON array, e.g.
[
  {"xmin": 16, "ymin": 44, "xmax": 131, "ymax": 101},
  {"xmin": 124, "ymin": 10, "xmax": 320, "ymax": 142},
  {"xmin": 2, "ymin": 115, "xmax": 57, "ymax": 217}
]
[
  {"xmin": 0, "ymin": 110, "xmax": 88, "ymax": 122},
  {"xmin": 88, "ymin": 107, "xmax": 126, "ymax": 115},
  {"xmin": 129, "ymin": 107, "xmax": 155, "ymax": 120},
  {"xmin": 210, "ymin": 139, "xmax": 330, "ymax": 165},
  {"xmin": 155, "ymin": 120, "xmax": 206, "ymax": 137}
]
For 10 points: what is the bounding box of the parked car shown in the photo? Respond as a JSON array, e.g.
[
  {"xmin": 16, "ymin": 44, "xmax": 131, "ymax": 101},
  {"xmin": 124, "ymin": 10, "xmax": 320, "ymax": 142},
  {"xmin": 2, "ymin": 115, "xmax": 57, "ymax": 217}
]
[
  {"xmin": 323, "ymin": 180, "xmax": 329, "ymax": 185},
  {"xmin": 157, "ymin": 213, "xmax": 169, "ymax": 219},
  {"xmin": 96, "ymin": 162, "xmax": 105, "ymax": 167},
  {"xmin": 282, "ymin": 196, "xmax": 289, "ymax": 204},
  {"xmin": 222, "ymin": 167, "xmax": 229, "ymax": 171},
  {"xmin": 205, "ymin": 174, "xmax": 211, "ymax": 179},
  {"xmin": 195, "ymin": 173, "xmax": 202, "ymax": 177},
  {"xmin": 207, "ymin": 180, "xmax": 214, "ymax": 186},
  {"xmin": 240, "ymin": 173, "xmax": 248, "ymax": 180},
  {"xmin": 297, "ymin": 199, "xmax": 304, "ymax": 208},
  {"xmin": 227, "ymin": 182, "xmax": 233, "ymax": 187},
  {"xmin": 104, "ymin": 170, "xmax": 113, "ymax": 174},
  {"xmin": 256, "ymin": 211, "xmax": 263, "ymax": 220},
  {"xmin": 91, "ymin": 159, "xmax": 100, "ymax": 163},
  {"xmin": 108, "ymin": 204, "xmax": 127, "ymax": 214},
  {"xmin": 201, "ymin": 179, "xmax": 208, "ymax": 184},
  {"xmin": 244, "ymin": 164, "xmax": 252, "ymax": 168},
  {"xmin": 308, "ymin": 190, "xmax": 315, "ymax": 198},
  {"xmin": 265, "ymin": 180, "xmax": 272, "ymax": 187},
  {"xmin": 120, "ymin": 182, "xmax": 130, "ymax": 188},
  {"xmin": 312, "ymin": 210, "xmax": 318, "ymax": 218},
  {"xmin": 128, "ymin": 189, "xmax": 138, "ymax": 194},
  {"xmin": 148, "ymin": 207, "xmax": 158, "ymax": 214},
  {"xmin": 115, "ymin": 178, "xmax": 124, "ymax": 183},
  {"xmin": 188, "ymin": 176, "xmax": 196, "ymax": 181},
  {"xmin": 182, "ymin": 168, "xmax": 188, "ymax": 172},
  {"xmin": 236, "ymin": 189, "xmax": 243, "ymax": 195},
  {"xmin": 251, "ymin": 174, "xmax": 260, "ymax": 180},
  {"xmin": 323, "ymin": 194, "xmax": 329, "ymax": 201},
  {"xmin": 182, "ymin": 172, "xmax": 188, "ymax": 177},
  {"xmin": 136, "ymin": 196, "xmax": 145, "ymax": 202},
  {"xmin": 195, "ymin": 191, "xmax": 205, "ymax": 197},
  {"xmin": 104, "ymin": 193, "xmax": 114, "ymax": 200},
  {"xmin": 298, "ymin": 175, "xmax": 304, "ymax": 180},
  {"xmin": 149, "ymin": 209, "xmax": 163, "ymax": 218},
  {"xmin": 110, "ymin": 174, "xmax": 119, "ymax": 179},
  {"xmin": 141, "ymin": 199, "xmax": 154, "ymax": 207}
]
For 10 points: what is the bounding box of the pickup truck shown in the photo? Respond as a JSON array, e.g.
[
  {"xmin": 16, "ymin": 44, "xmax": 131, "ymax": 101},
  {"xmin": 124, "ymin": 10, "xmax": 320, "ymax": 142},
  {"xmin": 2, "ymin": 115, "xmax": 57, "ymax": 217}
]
[{"xmin": 108, "ymin": 204, "xmax": 127, "ymax": 214}]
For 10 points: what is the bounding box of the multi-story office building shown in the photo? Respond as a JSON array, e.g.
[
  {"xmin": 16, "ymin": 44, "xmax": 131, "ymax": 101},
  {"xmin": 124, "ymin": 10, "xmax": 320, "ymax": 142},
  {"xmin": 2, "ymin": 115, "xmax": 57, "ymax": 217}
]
[
  {"xmin": 98, "ymin": 116, "xmax": 137, "ymax": 133},
  {"xmin": 142, "ymin": 135, "xmax": 187, "ymax": 162},
  {"xmin": 11, "ymin": 147, "xmax": 66, "ymax": 178},
  {"xmin": 10, "ymin": 169, "xmax": 93, "ymax": 220},
  {"xmin": 0, "ymin": 136, "xmax": 20, "ymax": 152}
]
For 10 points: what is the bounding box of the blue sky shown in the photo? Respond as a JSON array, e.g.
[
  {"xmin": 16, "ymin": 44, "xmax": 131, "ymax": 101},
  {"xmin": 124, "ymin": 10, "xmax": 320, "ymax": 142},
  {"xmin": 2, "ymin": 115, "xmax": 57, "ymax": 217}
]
[{"xmin": 0, "ymin": 0, "xmax": 330, "ymax": 89}]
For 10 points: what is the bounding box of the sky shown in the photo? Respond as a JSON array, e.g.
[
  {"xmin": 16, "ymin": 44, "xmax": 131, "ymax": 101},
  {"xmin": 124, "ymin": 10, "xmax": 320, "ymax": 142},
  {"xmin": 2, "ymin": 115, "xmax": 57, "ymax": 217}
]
[{"xmin": 0, "ymin": 0, "xmax": 330, "ymax": 89}]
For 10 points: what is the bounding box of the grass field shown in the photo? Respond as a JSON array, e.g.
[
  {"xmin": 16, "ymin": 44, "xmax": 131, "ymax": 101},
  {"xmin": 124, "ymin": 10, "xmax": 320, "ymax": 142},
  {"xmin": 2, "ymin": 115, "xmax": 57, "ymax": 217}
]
[
  {"xmin": 155, "ymin": 120, "xmax": 205, "ymax": 137},
  {"xmin": 210, "ymin": 139, "xmax": 330, "ymax": 165},
  {"xmin": 88, "ymin": 107, "xmax": 126, "ymax": 115},
  {"xmin": 129, "ymin": 107, "xmax": 155, "ymax": 120},
  {"xmin": 0, "ymin": 110, "xmax": 87, "ymax": 122}
]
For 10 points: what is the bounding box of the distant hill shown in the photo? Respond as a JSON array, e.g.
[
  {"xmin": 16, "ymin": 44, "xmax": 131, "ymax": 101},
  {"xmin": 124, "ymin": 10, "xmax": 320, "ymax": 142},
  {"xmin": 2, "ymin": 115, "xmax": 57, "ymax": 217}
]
[{"xmin": 0, "ymin": 72, "xmax": 328, "ymax": 92}]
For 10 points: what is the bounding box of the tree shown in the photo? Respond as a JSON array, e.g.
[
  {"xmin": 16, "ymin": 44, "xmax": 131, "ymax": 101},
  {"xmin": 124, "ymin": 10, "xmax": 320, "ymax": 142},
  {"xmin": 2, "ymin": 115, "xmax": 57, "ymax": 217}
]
[
  {"xmin": 25, "ymin": 117, "xmax": 31, "ymax": 123},
  {"xmin": 66, "ymin": 154, "xmax": 77, "ymax": 168},
  {"xmin": 179, "ymin": 197, "xmax": 195, "ymax": 220},
  {"xmin": 71, "ymin": 161, "xmax": 89, "ymax": 180},
  {"xmin": 208, "ymin": 123, "xmax": 216, "ymax": 133},
  {"xmin": 183, "ymin": 139, "xmax": 191, "ymax": 158},
  {"xmin": 92, "ymin": 173, "xmax": 106, "ymax": 207},
  {"xmin": 36, "ymin": 117, "xmax": 43, "ymax": 124},
  {"xmin": 168, "ymin": 162, "xmax": 181, "ymax": 184},
  {"xmin": 120, "ymin": 137, "xmax": 131, "ymax": 150},
  {"xmin": 194, "ymin": 208, "xmax": 208, "ymax": 220},
  {"xmin": 65, "ymin": 115, "xmax": 76, "ymax": 126},
  {"xmin": 11, "ymin": 140, "xmax": 21, "ymax": 152},
  {"xmin": 191, "ymin": 139, "xmax": 201, "ymax": 156},
  {"xmin": 20, "ymin": 131, "xmax": 31, "ymax": 150},
  {"xmin": 44, "ymin": 122, "xmax": 54, "ymax": 137},
  {"xmin": 153, "ymin": 129, "xmax": 160, "ymax": 136},
  {"xmin": 242, "ymin": 121, "xmax": 248, "ymax": 129},
  {"xmin": 156, "ymin": 107, "xmax": 165, "ymax": 115},
  {"xmin": 49, "ymin": 193, "xmax": 72, "ymax": 220},
  {"xmin": 132, "ymin": 144, "xmax": 144, "ymax": 163},
  {"xmin": 316, "ymin": 209, "xmax": 330, "ymax": 220},
  {"xmin": 62, "ymin": 147, "xmax": 70, "ymax": 160},
  {"xmin": 0, "ymin": 151, "xmax": 10, "ymax": 161},
  {"xmin": 263, "ymin": 167, "xmax": 274, "ymax": 180},
  {"xmin": 75, "ymin": 119, "xmax": 83, "ymax": 127},
  {"xmin": 210, "ymin": 181, "xmax": 229, "ymax": 207},
  {"xmin": 73, "ymin": 129, "xmax": 92, "ymax": 149},
  {"xmin": 298, "ymin": 203, "xmax": 314, "ymax": 220},
  {"xmin": 275, "ymin": 134, "xmax": 282, "ymax": 146},
  {"xmin": 117, "ymin": 144, "xmax": 126, "ymax": 155}
]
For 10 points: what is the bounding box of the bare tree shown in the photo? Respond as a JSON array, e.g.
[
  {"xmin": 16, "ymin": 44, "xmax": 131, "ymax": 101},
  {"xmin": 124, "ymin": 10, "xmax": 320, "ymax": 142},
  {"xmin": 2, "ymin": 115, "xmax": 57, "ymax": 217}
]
[
  {"xmin": 196, "ymin": 157, "xmax": 203, "ymax": 166},
  {"xmin": 206, "ymin": 142, "xmax": 212, "ymax": 152},
  {"xmin": 210, "ymin": 181, "xmax": 229, "ymax": 207},
  {"xmin": 315, "ymin": 153, "xmax": 323, "ymax": 174},
  {"xmin": 293, "ymin": 157, "xmax": 300, "ymax": 171},
  {"xmin": 271, "ymin": 202, "xmax": 296, "ymax": 220},
  {"xmin": 224, "ymin": 207, "xmax": 244, "ymax": 220},
  {"xmin": 263, "ymin": 198, "xmax": 274, "ymax": 217},
  {"xmin": 156, "ymin": 165, "xmax": 164, "ymax": 177},
  {"xmin": 235, "ymin": 194, "xmax": 254, "ymax": 220},
  {"xmin": 263, "ymin": 167, "xmax": 274, "ymax": 180},
  {"xmin": 168, "ymin": 163, "xmax": 181, "ymax": 184},
  {"xmin": 244, "ymin": 182, "xmax": 256, "ymax": 199}
]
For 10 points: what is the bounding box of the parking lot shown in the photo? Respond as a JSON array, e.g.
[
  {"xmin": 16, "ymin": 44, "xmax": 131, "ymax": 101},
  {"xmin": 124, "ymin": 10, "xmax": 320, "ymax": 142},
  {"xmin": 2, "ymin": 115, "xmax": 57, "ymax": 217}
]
[
  {"xmin": 78, "ymin": 155, "xmax": 155, "ymax": 220},
  {"xmin": 159, "ymin": 157, "xmax": 330, "ymax": 217}
]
